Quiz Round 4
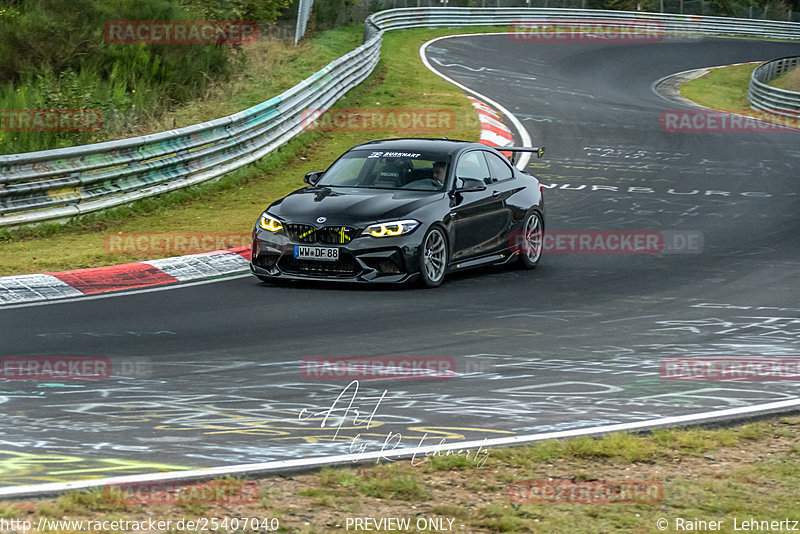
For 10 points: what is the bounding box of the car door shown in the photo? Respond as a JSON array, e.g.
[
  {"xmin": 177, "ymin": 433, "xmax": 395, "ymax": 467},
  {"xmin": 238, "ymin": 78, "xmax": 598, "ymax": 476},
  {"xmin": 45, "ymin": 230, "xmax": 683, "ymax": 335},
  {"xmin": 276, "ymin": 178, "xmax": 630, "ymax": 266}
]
[
  {"xmin": 449, "ymin": 150, "xmax": 510, "ymax": 261},
  {"xmin": 483, "ymin": 148, "xmax": 521, "ymax": 223}
]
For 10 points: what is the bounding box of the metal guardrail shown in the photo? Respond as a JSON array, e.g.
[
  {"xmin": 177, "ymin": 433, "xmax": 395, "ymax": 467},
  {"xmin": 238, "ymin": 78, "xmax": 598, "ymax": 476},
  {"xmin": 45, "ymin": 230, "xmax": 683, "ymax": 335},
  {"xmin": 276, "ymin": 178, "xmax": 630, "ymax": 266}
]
[
  {"xmin": 2, "ymin": 8, "xmax": 799, "ymax": 227},
  {"xmin": 365, "ymin": 7, "xmax": 800, "ymax": 40},
  {"xmin": 748, "ymin": 56, "xmax": 800, "ymax": 117},
  {"xmin": 0, "ymin": 34, "xmax": 382, "ymax": 227}
]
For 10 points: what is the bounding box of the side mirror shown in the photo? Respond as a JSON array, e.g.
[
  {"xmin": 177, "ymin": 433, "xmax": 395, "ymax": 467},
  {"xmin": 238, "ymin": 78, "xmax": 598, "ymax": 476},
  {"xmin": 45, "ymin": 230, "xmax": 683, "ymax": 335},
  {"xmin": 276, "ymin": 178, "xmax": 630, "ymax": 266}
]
[
  {"xmin": 304, "ymin": 171, "xmax": 324, "ymax": 185},
  {"xmin": 458, "ymin": 178, "xmax": 487, "ymax": 192}
]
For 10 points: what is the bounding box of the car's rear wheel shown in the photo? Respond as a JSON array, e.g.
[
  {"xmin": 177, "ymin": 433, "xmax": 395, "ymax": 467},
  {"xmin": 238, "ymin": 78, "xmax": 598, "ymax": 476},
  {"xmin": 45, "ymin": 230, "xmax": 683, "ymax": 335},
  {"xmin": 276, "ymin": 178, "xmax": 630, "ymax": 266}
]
[
  {"xmin": 518, "ymin": 211, "xmax": 543, "ymax": 269},
  {"xmin": 419, "ymin": 226, "xmax": 448, "ymax": 288}
]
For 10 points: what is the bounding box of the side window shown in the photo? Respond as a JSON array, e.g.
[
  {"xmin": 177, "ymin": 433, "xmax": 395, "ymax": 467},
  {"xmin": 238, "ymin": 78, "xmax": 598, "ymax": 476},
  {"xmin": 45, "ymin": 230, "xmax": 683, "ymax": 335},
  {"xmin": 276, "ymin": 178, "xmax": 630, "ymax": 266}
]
[
  {"xmin": 455, "ymin": 151, "xmax": 490, "ymax": 184},
  {"xmin": 485, "ymin": 151, "xmax": 513, "ymax": 182}
]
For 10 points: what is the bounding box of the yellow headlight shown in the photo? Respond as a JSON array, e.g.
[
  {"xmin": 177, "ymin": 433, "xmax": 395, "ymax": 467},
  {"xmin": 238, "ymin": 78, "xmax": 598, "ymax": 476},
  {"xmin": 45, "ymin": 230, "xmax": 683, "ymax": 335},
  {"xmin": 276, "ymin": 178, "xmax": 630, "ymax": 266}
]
[
  {"xmin": 365, "ymin": 220, "xmax": 419, "ymax": 237},
  {"xmin": 259, "ymin": 215, "xmax": 283, "ymax": 232},
  {"xmin": 368, "ymin": 224, "xmax": 399, "ymax": 237}
]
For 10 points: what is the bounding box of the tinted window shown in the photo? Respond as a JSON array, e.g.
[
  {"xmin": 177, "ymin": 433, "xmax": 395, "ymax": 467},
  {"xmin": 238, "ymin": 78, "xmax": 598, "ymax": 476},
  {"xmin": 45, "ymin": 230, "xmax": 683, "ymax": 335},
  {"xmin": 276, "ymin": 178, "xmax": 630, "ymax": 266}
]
[
  {"xmin": 455, "ymin": 151, "xmax": 490, "ymax": 183},
  {"xmin": 317, "ymin": 150, "xmax": 449, "ymax": 191},
  {"xmin": 485, "ymin": 151, "xmax": 513, "ymax": 182}
]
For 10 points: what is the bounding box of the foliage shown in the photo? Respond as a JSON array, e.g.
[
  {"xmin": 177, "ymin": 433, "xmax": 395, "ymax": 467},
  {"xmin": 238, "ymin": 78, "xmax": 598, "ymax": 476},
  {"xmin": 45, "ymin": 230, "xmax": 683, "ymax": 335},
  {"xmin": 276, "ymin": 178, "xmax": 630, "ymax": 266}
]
[{"xmin": 0, "ymin": 0, "xmax": 291, "ymax": 154}]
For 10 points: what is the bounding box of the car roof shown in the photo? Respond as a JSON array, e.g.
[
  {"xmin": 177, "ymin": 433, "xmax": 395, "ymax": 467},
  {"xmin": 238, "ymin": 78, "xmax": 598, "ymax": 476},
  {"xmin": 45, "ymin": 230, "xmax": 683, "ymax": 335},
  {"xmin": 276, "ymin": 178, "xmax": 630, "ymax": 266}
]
[{"xmin": 348, "ymin": 138, "xmax": 488, "ymax": 156}]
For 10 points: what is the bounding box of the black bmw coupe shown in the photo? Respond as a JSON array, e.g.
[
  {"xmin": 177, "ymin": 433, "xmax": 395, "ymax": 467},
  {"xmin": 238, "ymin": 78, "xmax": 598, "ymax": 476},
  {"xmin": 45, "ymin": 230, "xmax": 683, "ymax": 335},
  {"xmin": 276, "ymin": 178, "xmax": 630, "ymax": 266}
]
[{"xmin": 250, "ymin": 138, "xmax": 545, "ymax": 287}]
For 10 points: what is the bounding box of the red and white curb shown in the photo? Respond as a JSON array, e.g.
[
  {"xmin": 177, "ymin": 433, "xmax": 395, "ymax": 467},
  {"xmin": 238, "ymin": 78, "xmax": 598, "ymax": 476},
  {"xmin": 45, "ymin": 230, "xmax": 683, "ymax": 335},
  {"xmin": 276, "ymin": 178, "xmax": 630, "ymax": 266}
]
[
  {"xmin": 468, "ymin": 96, "xmax": 514, "ymax": 152},
  {"xmin": 0, "ymin": 247, "xmax": 251, "ymax": 305}
]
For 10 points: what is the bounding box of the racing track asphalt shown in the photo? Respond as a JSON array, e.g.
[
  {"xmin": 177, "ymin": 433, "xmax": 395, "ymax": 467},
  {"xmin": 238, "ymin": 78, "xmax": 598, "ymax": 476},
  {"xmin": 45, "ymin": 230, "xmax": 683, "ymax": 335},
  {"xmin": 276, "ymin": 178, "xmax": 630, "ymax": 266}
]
[{"xmin": 1, "ymin": 35, "xmax": 799, "ymax": 489}]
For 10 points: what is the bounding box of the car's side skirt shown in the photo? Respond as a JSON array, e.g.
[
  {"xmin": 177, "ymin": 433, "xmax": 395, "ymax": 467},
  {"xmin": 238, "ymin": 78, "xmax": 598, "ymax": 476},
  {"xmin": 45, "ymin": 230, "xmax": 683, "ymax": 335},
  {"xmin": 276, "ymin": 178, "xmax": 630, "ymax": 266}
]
[{"xmin": 448, "ymin": 250, "xmax": 516, "ymax": 272}]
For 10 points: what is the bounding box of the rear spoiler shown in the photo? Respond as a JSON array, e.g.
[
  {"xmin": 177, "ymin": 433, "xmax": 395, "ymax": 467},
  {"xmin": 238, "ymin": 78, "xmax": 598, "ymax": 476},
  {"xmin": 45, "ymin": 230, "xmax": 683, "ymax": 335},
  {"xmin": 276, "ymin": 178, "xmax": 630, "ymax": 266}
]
[{"xmin": 497, "ymin": 146, "xmax": 545, "ymax": 165}]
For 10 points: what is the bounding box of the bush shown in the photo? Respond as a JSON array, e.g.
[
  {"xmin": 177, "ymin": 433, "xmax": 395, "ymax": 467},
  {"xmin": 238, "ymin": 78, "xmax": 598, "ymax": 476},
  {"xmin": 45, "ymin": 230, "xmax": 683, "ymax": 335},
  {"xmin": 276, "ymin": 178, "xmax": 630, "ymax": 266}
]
[{"xmin": 0, "ymin": 0, "xmax": 290, "ymax": 154}]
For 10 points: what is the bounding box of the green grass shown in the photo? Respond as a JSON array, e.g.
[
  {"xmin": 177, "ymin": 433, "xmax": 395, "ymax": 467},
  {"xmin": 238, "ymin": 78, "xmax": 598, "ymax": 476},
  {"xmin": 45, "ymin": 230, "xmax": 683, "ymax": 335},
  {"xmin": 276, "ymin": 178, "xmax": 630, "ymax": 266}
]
[
  {"xmin": 678, "ymin": 62, "xmax": 800, "ymax": 138},
  {"xmin": 159, "ymin": 25, "xmax": 365, "ymax": 133},
  {"xmin": 309, "ymin": 464, "xmax": 430, "ymax": 502},
  {"xmin": 679, "ymin": 63, "xmax": 758, "ymax": 112},
  {"xmin": 0, "ymin": 25, "xmax": 503, "ymax": 276},
  {"xmin": 769, "ymin": 65, "xmax": 800, "ymax": 92},
  {"xmin": 680, "ymin": 62, "xmax": 800, "ymax": 123}
]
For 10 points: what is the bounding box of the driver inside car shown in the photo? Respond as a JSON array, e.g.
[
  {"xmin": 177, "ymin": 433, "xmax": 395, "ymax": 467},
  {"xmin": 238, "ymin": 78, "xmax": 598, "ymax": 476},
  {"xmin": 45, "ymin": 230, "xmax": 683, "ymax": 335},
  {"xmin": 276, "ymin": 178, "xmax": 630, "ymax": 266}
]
[{"xmin": 432, "ymin": 161, "xmax": 447, "ymax": 184}]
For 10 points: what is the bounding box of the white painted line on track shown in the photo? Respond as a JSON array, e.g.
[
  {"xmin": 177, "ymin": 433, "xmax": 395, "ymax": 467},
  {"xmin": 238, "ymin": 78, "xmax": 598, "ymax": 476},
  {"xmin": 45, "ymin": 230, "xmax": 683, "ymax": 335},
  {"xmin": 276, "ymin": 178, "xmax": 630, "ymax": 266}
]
[
  {"xmin": 3, "ymin": 397, "xmax": 800, "ymax": 498},
  {"xmin": 419, "ymin": 33, "xmax": 534, "ymax": 170}
]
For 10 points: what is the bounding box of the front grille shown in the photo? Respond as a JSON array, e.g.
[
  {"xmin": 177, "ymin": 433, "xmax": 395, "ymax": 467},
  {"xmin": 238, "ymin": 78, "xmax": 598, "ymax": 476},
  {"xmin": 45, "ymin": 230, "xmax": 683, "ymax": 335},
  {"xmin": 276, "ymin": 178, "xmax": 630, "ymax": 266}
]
[
  {"xmin": 279, "ymin": 254, "xmax": 360, "ymax": 277},
  {"xmin": 286, "ymin": 224, "xmax": 357, "ymax": 244},
  {"xmin": 317, "ymin": 226, "xmax": 357, "ymax": 245},
  {"xmin": 287, "ymin": 224, "xmax": 317, "ymax": 243}
]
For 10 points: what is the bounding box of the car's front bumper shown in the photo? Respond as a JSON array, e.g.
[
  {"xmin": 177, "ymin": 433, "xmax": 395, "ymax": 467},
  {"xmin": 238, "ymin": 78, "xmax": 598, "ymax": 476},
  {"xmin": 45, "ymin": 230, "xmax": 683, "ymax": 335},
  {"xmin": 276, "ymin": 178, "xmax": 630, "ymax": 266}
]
[{"xmin": 250, "ymin": 229, "xmax": 424, "ymax": 284}]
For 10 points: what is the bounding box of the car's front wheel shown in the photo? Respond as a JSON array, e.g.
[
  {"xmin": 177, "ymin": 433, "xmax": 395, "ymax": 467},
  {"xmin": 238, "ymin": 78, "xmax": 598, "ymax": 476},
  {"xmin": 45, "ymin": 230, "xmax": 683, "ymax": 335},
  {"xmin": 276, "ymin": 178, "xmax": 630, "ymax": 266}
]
[
  {"xmin": 518, "ymin": 211, "xmax": 544, "ymax": 269},
  {"xmin": 419, "ymin": 226, "xmax": 448, "ymax": 288}
]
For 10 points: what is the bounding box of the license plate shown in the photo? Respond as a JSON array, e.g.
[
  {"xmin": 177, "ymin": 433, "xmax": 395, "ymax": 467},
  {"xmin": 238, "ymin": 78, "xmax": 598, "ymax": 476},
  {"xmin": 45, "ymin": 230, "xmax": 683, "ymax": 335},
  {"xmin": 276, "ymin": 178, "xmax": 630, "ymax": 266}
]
[{"xmin": 294, "ymin": 245, "xmax": 339, "ymax": 262}]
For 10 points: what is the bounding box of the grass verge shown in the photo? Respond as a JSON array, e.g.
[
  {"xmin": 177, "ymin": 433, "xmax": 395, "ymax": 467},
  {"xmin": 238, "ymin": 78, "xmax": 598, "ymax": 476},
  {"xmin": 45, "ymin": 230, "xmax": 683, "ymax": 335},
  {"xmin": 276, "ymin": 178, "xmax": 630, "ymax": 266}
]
[
  {"xmin": 2, "ymin": 414, "xmax": 799, "ymax": 533},
  {"xmin": 769, "ymin": 65, "xmax": 800, "ymax": 92},
  {"xmin": 679, "ymin": 63, "xmax": 760, "ymax": 112},
  {"xmin": 680, "ymin": 63, "xmax": 800, "ymax": 127},
  {"xmin": 0, "ymin": 26, "xmax": 516, "ymax": 277}
]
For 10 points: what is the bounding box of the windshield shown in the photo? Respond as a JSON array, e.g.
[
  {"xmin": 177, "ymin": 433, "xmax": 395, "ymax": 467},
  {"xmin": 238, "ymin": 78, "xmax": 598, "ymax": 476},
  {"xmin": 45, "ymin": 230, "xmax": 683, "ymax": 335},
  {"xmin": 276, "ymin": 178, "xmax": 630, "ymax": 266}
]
[{"xmin": 316, "ymin": 150, "xmax": 450, "ymax": 191}]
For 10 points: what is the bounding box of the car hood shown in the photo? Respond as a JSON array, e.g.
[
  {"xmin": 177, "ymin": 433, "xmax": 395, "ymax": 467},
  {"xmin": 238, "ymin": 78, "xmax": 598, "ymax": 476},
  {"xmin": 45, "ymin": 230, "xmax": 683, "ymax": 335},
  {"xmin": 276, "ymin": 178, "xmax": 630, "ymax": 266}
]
[{"xmin": 266, "ymin": 187, "xmax": 445, "ymax": 226}]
